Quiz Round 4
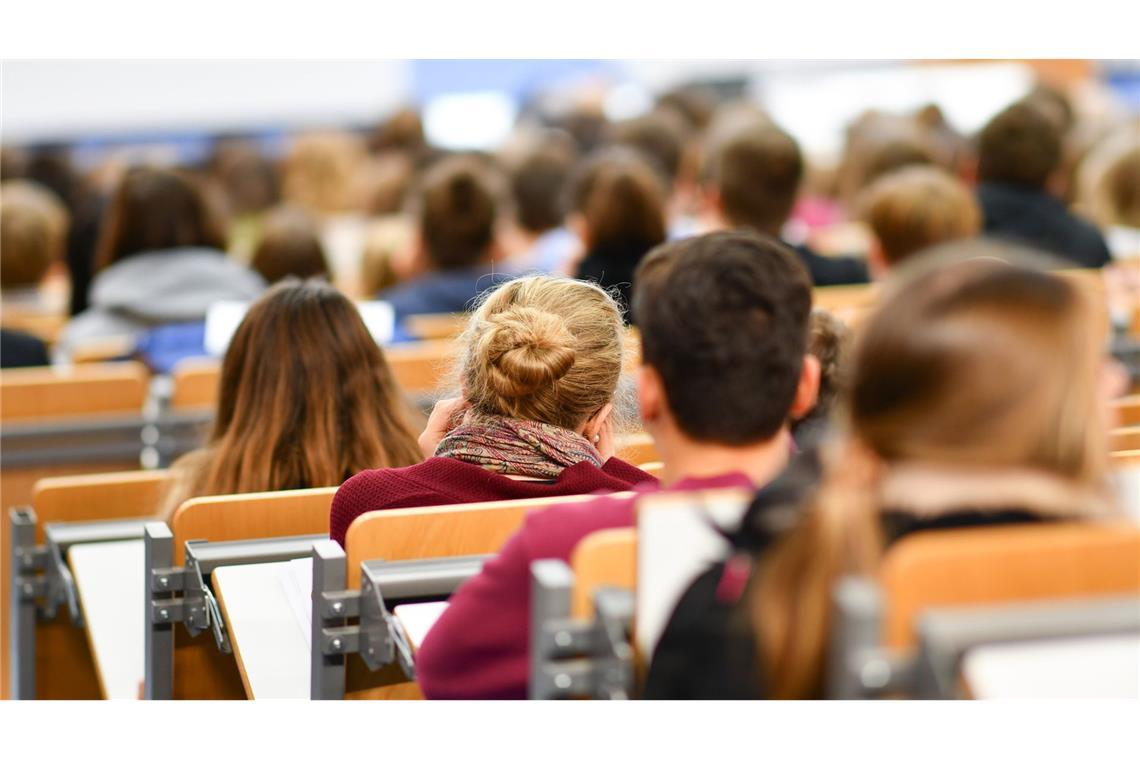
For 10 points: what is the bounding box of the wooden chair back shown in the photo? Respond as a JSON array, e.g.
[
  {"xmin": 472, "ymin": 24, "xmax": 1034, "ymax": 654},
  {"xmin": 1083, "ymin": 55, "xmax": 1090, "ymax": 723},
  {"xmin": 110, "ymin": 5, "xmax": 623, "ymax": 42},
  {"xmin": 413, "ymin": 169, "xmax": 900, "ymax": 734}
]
[
  {"xmin": 1114, "ymin": 395, "xmax": 1140, "ymax": 427},
  {"xmin": 880, "ymin": 521, "xmax": 1140, "ymax": 649},
  {"xmin": 385, "ymin": 339, "xmax": 459, "ymax": 395},
  {"xmin": 167, "ymin": 486, "xmax": 337, "ymax": 699},
  {"xmin": 403, "ymin": 313, "xmax": 468, "ymax": 341},
  {"xmin": 615, "ymin": 432, "xmax": 659, "ymax": 466},
  {"xmin": 1111, "ymin": 426, "xmax": 1140, "ymax": 452},
  {"xmin": 0, "ymin": 362, "xmax": 148, "ymax": 422},
  {"xmin": 170, "ymin": 358, "xmax": 221, "ymax": 411},
  {"xmin": 570, "ymin": 527, "xmax": 637, "ymax": 619}
]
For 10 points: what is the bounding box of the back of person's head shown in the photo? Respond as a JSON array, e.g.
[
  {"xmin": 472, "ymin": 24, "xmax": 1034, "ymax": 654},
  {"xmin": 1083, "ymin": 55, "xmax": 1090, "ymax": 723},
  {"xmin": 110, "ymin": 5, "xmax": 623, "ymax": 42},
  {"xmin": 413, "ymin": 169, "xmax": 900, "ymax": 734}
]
[
  {"xmin": 94, "ymin": 166, "xmax": 226, "ymax": 271},
  {"xmin": 860, "ymin": 165, "xmax": 981, "ymax": 268},
  {"xmin": 609, "ymin": 111, "xmax": 689, "ymax": 187},
  {"xmin": 460, "ymin": 275, "xmax": 624, "ymax": 431},
  {"xmin": 1, "ymin": 180, "xmax": 68, "ymax": 290},
  {"xmin": 282, "ymin": 131, "xmax": 367, "ymax": 215},
  {"xmin": 794, "ymin": 309, "xmax": 851, "ymax": 432},
  {"xmin": 977, "ymin": 99, "xmax": 1063, "ymax": 189},
  {"xmin": 752, "ymin": 254, "xmax": 1114, "ymax": 700},
  {"xmin": 210, "ymin": 141, "xmax": 280, "ymax": 217},
  {"xmin": 509, "ymin": 143, "xmax": 575, "ymax": 235},
  {"xmin": 632, "ymin": 231, "xmax": 812, "ymax": 444},
  {"xmin": 416, "ymin": 154, "xmax": 501, "ymax": 270},
  {"xmin": 570, "ymin": 148, "xmax": 667, "ymax": 250},
  {"xmin": 852, "ymin": 255, "xmax": 1108, "ymax": 482},
  {"xmin": 368, "ymin": 106, "xmax": 427, "ymax": 157},
  {"xmin": 202, "ymin": 280, "xmax": 421, "ymax": 497},
  {"xmin": 704, "ymin": 123, "xmax": 803, "ymax": 236},
  {"xmin": 250, "ymin": 207, "xmax": 331, "ymax": 284},
  {"xmin": 656, "ymin": 85, "xmax": 718, "ymax": 132},
  {"xmin": 837, "ymin": 112, "xmax": 941, "ymax": 202}
]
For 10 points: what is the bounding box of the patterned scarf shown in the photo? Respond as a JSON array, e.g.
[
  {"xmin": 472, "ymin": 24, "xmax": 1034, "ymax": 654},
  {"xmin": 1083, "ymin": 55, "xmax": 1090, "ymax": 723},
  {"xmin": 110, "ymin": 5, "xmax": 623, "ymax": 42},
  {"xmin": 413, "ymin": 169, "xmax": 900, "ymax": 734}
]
[{"xmin": 434, "ymin": 413, "xmax": 602, "ymax": 479}]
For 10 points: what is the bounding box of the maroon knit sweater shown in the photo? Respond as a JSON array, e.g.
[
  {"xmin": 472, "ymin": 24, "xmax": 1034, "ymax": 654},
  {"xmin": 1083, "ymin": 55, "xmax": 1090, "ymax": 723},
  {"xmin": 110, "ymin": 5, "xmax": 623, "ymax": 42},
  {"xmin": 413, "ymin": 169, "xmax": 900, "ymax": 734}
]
[{"xmin": 329, "ymin": 456, "xmax": 656, "ymax": 546}]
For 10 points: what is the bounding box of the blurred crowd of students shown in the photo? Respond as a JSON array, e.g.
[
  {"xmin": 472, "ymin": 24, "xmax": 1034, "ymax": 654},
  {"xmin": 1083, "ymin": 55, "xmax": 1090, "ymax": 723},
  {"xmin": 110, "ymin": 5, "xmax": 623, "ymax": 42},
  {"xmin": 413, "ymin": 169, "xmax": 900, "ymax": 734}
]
[{"xmin": 1, "ymin": 69, "xmax": 1138, "ymax": 699}]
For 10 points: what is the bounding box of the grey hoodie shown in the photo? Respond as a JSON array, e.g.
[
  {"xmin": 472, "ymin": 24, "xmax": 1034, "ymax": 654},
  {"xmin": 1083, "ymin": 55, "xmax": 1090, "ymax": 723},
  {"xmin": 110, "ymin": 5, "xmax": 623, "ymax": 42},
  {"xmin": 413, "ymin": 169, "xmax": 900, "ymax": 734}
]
[{"xmin": 57, "ymin": 247, "xmax": 265, "ymax": 361}]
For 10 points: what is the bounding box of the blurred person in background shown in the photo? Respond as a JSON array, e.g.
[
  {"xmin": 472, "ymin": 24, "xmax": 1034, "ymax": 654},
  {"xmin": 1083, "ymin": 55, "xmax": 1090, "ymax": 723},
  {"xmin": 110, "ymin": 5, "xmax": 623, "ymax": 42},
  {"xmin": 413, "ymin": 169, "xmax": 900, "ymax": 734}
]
[
  {"xmin": 1076, "ymin": 122, "xmax": 1140, "ymax": 258},
  {"xmin": 975, "ymin": 98, "xmax": 1112, "ymax": 268},
  {"xmin": 570, "ymin": 147, "xmax": 668, "ymax": 321},
  {"xmin": 699, "ymin": 121, "xmax": 870, "ymax": 286},
  {"xmin": 250, "ymin": 206, "xmax": 331, "ymax": 284},
  {"xmin": 376, "ymin": 154, "xmax": 510, "ymax": 323},
  {"xmin": 858, "ymin": 165, "xmax": 982, "ymax": 278},
  {"xmin": 1, "ymin": 180, "xmax": 69, "ymax": 367},
  {"xmin": 609, "ymin": 110, "xmax": 694, "ymax": 231},
  {"xmin": 208, "ymin": 139, "xmax": 281, "ymax": 262},
  {"xmin": 57, "ymin": 166, "xmax": 264, "ymax": 360},
  {"xmin": 500, "ymin": 132, "xmax": 579, "ymax": 274}
]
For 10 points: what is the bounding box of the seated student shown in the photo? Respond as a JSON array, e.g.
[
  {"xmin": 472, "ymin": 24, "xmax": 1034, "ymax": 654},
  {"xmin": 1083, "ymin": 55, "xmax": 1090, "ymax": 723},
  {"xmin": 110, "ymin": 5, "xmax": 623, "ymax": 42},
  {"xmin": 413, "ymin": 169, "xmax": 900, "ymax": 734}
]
[
  {"xmin": 643, "ymin": 252, "xmax": 1125, "ymax": 699},
  {"xmin": 330, "ymin": 274, "xmax": 656, "ymax": 546},
  {"xmin": 700, "ymin": 123, "xmax": 870, "ymax": 286},
  {"xmin": 976, "ymin": 99, "xmax": 1112, "ymax": 268},
  {"xmin": 376, "ymin": 155, "xmax": 511, "ymax": 323},
  {"xmin": 501, "ymin": 137, "xmax": 579, "ymax": 274},
  {"xmin": 1, "ymin": 179, "xmax": 68, "ymax": 317},
  {"xmin": 0, "ymin": 328, "xmax": 50, "ymax": 369},
  {"xmin": 160, "ymin": 280, "xmax": 422, "ymax": 519},
  {"xmin": 571, "ymin": 148, "xmax": 668, "ymax": 320},
  {"xmin": 859, "ymin": 165, "xmax": 981, "ymax": 278},
  {"xmin": 57, "ymin": 166, "xmax": 265, "ymax": 361},
  {"xmin": 790, "ymin": 309, "xmax": 851, "ymax": 451},
  {"xmin": 1077, "ymin": 125, "xmax": 1140, "ymax": 257},
  {"xmin": 250, "ymin": 206, "xmax": 332, "ymax": 284},
  {"xmin": 414, "ymin": 231, "xmax": 821, "ymax": 699}
]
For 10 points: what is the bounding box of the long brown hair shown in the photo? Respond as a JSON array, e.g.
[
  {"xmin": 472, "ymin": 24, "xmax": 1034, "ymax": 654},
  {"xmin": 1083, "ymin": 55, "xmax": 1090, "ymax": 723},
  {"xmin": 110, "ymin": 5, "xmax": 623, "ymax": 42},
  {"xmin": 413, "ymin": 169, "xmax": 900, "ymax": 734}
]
[
  {"xmin": 750, "ymin": 254, "xmax": 1111, "ymax": 698},
  {"xmin": 163, "ymin": 280, "xmax": 421, "ymax": 518},
  {"xmin": 95, "ymin": 166, "xmax": 227, "ymax": 271}
]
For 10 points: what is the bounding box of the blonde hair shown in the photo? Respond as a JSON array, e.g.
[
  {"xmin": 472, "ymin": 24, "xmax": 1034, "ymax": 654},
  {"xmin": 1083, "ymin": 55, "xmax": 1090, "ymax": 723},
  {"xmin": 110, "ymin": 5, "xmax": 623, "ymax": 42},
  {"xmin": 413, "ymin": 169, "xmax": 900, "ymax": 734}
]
[
  {"xmin": 282, "ymin": 132, "xmax": 367, "ymax": 215},
  {"xmin": 1, "ymin": 180, "xmax": 68, "ymax": 289},
  {"xmin": 460, "ymin": 275, "xmax": 624, "ymax": 430},
  {"xmin": 751, "ymin": 255, "xmax": 1112, "ymax": 698}
]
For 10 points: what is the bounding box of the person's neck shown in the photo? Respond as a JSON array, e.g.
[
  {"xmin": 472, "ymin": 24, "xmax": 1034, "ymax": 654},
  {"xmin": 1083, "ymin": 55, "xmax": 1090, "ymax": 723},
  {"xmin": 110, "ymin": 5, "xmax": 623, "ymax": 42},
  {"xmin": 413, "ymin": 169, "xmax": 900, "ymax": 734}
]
[
  {"xmin": 701, "ymin": 211, "xmax": 782, "ymax": 240},
  {"xmin": 653, "ymin": 426, "xmax": 792, "ymax": 489}
]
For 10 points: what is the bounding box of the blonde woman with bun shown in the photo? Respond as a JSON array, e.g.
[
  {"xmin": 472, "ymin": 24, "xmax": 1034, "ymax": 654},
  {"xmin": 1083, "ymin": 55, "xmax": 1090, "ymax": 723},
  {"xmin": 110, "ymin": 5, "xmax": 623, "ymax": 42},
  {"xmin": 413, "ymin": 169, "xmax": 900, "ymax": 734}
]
[{"xmin": 329, "ymin": 274, "xmax": 655, "ymax": 545}]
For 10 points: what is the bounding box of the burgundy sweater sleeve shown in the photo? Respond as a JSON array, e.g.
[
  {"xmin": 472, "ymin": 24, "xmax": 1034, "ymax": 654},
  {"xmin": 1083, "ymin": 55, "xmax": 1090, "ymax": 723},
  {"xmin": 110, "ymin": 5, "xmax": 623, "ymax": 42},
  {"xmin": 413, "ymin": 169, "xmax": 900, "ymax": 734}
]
[{"xmin": 415, "ymin": 522, "xmax": 535, "ymax": 699}]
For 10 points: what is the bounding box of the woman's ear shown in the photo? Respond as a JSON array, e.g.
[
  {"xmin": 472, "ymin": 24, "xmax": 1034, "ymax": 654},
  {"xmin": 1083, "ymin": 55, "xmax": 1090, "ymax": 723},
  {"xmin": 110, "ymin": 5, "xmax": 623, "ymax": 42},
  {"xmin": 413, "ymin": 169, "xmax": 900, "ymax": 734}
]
[
  {"xmin": 789, "ymin": 354, "xmax": 822, "ymax": 420},
  {"xmin": 581, "ymin": 402, "xmax": 614, "ymax": 441}
]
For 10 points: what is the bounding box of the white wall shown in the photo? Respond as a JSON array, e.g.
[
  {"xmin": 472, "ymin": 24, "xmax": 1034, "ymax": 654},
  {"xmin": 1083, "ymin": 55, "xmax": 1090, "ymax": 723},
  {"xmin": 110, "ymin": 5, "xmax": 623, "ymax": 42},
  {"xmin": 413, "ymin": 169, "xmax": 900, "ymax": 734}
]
[{"xmin": 1, "ymin": 60, "xmax": 411, "ymax": 143}]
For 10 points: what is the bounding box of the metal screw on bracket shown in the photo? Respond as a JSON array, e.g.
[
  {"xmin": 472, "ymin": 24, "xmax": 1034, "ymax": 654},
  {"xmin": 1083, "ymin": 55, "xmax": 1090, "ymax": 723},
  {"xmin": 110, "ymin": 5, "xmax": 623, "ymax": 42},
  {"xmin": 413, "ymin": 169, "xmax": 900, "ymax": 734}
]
[
  {"xmin": 159, "ymin": 609, "xmax": 170, "ymax": 621},
  {"xmin": 554, "ymin": 673, "xmax": 572, "ymax": 690},
  {"xmin": 331, "ymin": 638, "xmax": 343, "ymax": 652},
  {"xmin": 158, "ymin": 576, "xmax": 169, "ymax": 589},
  {"xmin": 22, "ymin": 583, "xmax": 34, "ymax": 596},
  {"xmin": 331, "ymin": 602, "xmax": 344, "ymax": 615},
  {"xmin": 554, "ymin": 631, "xmax": 572, "ymax": 648}
]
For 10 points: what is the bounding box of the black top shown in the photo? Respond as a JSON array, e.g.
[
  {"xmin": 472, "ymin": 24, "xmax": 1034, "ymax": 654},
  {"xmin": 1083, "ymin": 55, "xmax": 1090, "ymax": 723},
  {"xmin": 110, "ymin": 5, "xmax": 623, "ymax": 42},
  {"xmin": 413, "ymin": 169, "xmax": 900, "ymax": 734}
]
[
  {"xmin": 575, "ymin": 237, "xmax": 658, "ymax": 324},
  {"xmin": 977, "ymin": 183, "xmax": 1112, "ymax": 269},
  {"xmin": 641, "ymin": 453, "xmax": 1049, "ymax": 700},
  {"xmin": 791, "ymin": 242, "xmax": 870, "ymax": 287},
  {"xmin": 0, "ymin": 328, "xmax": 51, "ymax": 369}
]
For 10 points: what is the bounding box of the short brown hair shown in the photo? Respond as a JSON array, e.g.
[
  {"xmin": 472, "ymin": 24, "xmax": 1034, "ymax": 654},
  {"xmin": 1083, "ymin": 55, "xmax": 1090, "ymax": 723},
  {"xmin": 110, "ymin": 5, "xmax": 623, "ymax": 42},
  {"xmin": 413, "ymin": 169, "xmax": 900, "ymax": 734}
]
[
  {"xmin": 95, "ymin": 166, "xmax": 227, "ymax": 271},
  {"xmin": 570, "ymin": 148, "xmax": 667, "ymax": 248},
  {"xmin": 1, "ymin": 180, "xmax": 68, "ymax": 289},
  {"xmin": 706, "ymin": 124, "xmax": 803, "ymax": 236},
  {"xmin": 633, "ymin": 231, "xmax": 812, "ymax": 444},
  {"xmin": 610, "ymin": 111, "xmax": 689, "ymax": 186},
  {"xmin": 417, "ymin": 155, "xmax": 500, "ymax": 270},
  {"xmin": 509, "ymin": 145, "xmax": 574, "ymax": 234},
  {"xmin": 978, "ymin": 99, "xmax": 1062, "ymax": 188},
  {"xmin": 860, "ymin": 166, "xmax": 981, "ymax": 267},
  {"xmin": 250, "ymin": 206, "xmax": 331, "ymax": 284}
]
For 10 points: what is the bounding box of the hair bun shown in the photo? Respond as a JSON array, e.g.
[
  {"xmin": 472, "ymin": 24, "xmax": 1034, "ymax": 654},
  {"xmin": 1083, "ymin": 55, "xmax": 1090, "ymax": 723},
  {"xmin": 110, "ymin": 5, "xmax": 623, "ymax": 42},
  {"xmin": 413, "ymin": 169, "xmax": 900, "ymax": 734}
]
[{"xmin": 481, "ymin": 306, "xmax": 577, "ymax": 399}]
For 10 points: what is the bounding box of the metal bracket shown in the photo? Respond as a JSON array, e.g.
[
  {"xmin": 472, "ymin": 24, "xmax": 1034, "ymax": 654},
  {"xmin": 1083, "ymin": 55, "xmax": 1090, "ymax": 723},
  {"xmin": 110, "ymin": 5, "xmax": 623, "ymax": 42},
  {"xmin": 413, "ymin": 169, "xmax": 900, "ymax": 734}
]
[
  {"xmin": 528, "ymin": 559, "xmax": 635, "ymax": 700},
  {"xmin": 309, "ymin": 543, "xmax": 489, "ymax": 699}
]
